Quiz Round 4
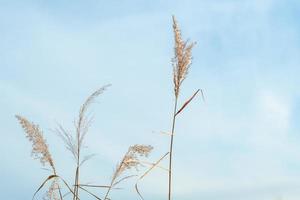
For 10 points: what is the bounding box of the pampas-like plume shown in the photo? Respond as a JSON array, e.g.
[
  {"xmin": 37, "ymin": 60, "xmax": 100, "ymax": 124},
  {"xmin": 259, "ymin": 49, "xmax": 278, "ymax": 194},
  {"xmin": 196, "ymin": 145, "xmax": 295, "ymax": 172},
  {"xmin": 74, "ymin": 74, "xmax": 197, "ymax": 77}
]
[
  {"xmin": 56, "ymin": 85, "xmax": 111, "ymax": 162},
  {"xmin": 16, "ymin": 115, "xmax": 63, "ymax": 200},
  {"xmin": 115, "ymin": 145, "xmax": 153, "ymax": 177},
  {"xmin": 172, "ymin": 15, "xmax": 195, "ymax": 98},
  {"xmin": 103, "ymin": 145, "xmax": 153, "ymax": 200},
  {"xmin": 15, "ymin": 115, "xmax": 55, "ymax": 170},
  {"xmin": 76, "ymin": 84, "xmax": 111, "ymax": 152},
  {"xmin": 55, "ymin": 85, "xmax": 111, "ymax": 200}
]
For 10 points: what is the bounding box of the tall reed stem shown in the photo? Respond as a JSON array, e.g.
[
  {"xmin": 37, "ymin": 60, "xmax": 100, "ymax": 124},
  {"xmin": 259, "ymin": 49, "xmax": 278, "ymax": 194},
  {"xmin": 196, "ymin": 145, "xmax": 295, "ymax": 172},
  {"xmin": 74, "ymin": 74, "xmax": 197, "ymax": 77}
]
[
  {"xmin": 168, "ymin": 96, "xmax": 178, "ymax": 200},
  {"xmin": 73, "ymin": 132, "xmax": 80, "ymax": 200},
  {"xmin": 73, "ymin": 166, "xmax": 79, "ymax": 200}
]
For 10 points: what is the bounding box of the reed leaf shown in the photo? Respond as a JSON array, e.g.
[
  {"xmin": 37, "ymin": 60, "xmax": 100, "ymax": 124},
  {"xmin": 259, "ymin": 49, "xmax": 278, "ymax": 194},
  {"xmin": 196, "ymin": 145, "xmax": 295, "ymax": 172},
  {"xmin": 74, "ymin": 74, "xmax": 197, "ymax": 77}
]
[{"xmin": 175, "ymin": 89, "xmax": 200, "ymax": 116}]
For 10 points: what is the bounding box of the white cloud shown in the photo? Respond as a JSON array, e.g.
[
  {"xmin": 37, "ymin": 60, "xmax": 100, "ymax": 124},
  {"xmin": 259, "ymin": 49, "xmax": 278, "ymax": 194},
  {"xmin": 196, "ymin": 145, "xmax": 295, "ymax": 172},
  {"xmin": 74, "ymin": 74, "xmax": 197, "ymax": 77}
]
[{"xmin": 259, "ymin": 90, "xmax": 291, "ymax": 131}]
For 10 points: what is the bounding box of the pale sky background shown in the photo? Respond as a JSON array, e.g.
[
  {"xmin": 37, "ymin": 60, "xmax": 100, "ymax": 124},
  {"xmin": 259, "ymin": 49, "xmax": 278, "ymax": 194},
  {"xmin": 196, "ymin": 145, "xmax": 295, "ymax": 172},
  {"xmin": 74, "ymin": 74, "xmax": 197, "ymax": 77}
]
[{"xmin": 1, "ymin": 0, "xmax": 300, "ymax": 200}]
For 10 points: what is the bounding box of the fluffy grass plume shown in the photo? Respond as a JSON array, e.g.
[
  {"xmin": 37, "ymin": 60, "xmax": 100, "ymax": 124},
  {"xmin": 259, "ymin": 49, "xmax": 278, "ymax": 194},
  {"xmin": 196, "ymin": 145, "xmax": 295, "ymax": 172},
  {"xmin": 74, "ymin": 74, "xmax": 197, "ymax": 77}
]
[
  {"xmin": 172, "ymin": 15, "xmax": 195, "ymax": 98},
  {"xmin": 104, "ymin": 145, "xmax": 153, "ymax": 200},
  {"xmin": 62, "ymin": 85, "xmax": 111, "ymax": 200},
  {"xmin": 15, "ymin": 115, "xmax": 63, "ymax": 199},
  {"xmin": 15, "ymin": 115, "xmax": 55, "ymax": 170}
]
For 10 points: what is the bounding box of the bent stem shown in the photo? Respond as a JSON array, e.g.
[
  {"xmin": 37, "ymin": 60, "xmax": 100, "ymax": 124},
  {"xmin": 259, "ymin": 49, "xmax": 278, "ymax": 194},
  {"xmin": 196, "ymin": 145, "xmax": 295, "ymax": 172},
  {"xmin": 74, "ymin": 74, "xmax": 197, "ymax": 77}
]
[
  {"xmin": 168, "ymin": 96, "xmax": 178, "ymax": 200},
  {"xmin": 103, "ymin": 155, "xmax": 125, "ymax": 200}
]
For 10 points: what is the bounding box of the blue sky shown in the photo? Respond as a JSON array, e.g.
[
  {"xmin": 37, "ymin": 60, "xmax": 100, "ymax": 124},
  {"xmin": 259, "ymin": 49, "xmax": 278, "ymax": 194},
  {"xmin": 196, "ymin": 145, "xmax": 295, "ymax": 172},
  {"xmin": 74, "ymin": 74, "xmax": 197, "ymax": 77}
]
[{"xmin": 1, "ymin": 0, "xmax": 300, "ymax": 199}]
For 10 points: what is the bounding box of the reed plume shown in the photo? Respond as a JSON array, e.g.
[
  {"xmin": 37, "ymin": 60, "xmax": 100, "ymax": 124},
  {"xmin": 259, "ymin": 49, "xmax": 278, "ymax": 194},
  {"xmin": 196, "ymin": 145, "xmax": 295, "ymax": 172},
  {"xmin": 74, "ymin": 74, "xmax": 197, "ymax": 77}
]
[
  {"xmin": 15, "ymin": 115, "xmax": 63, "ymax": 200},
  {"xmin": 16, "ymin": 115, "xmax": 55, "ymax": 169},
  {"xmin": 172, "ymin": 16, "xmax": 195, "ymax": 98},
  {"xmin": 56, "ymin": 85, "xmax": 111, "ymax": 200},
  {"xmin": 103, "ymin": 145, "xmax": 153, "ymax": 200}
]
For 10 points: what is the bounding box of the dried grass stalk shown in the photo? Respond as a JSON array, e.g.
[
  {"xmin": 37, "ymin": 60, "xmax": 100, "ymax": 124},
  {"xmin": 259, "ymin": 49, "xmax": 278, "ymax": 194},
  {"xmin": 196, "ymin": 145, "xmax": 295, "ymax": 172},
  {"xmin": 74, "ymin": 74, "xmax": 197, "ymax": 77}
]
[
  {"xmin": 168, "ymin": 16, "xmax": 196, "ymax": 200},
  {"xmin": 72, "ymin": 85, "xmax": 111, "ymax": 200}
]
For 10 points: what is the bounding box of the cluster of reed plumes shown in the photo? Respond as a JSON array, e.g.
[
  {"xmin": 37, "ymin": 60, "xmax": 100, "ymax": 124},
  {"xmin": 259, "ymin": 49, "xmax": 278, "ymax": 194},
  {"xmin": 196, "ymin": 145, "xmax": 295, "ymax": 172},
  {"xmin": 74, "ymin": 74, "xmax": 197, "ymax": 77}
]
[
  {"xmin": 16, "ymin": 15, "xmax": 199, "ymax": 200},
  {"xmin": 16, "ymin": 85, "xmax": 153, "ymax": 200}
]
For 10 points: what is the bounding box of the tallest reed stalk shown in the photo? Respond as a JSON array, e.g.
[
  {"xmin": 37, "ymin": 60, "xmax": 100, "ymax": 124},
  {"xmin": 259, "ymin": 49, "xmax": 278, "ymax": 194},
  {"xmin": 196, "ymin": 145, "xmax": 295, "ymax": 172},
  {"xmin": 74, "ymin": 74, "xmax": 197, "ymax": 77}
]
[{"xmin": 167, "ymin": 16, "xmax": 196, "ymax": 200}]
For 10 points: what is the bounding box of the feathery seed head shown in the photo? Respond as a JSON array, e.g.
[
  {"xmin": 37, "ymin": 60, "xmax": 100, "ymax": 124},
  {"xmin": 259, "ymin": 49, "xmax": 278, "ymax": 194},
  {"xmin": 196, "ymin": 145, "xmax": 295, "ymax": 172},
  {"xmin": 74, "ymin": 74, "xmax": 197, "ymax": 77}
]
[
  {"xmin": 76, "ymin": 84, "xmax": 111, "ymax": 151},
  {"xmin": 172, "ymin": 16, "xmax": 195, "ymax": 97},
  {"xmin": 15, "ymin": 115, "xmax": 55, "ymax": 169},
  {"xmin": 115, "ymin": 145, "xmax": 153, "ymax": 178}
]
